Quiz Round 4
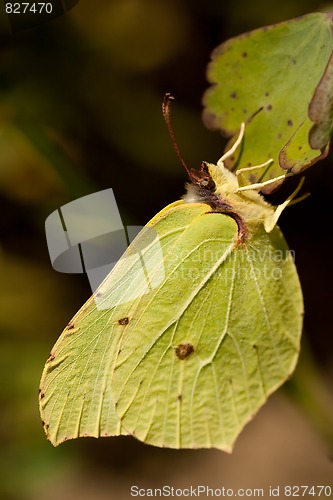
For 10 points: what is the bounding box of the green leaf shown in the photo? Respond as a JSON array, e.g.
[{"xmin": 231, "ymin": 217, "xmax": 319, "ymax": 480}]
[
  {"xmin": 203, "ymin": 12, "xmax": 333, "ymax": 192},
  {"xmin": 309, "ymin": 50, "xmax": 333, "ymax": 151},
  {"xmin": 39, "ymin": 145, "xmax": 303, "ymax": 450}
]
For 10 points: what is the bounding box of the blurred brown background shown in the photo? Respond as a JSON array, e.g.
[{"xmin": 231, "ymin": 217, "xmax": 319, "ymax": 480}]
[{"xmin": 0, "ymin": 1, "xmax": 333, "ymax": 498}]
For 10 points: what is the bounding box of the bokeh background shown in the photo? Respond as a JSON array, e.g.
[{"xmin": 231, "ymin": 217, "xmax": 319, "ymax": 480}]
[{"xmin": 1, "ymin": 1, "xmax": 333, "ymax": 498}]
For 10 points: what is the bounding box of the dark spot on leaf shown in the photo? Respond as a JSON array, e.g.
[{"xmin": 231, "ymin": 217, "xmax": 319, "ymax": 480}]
[
  {"xmin": 175, "ymin": 343, "xmax": 194, "ymax": 360},
  {"xmin": 178, "ymin": 394, "xmax": 182, "ymax": 402},
  {"xmin": 242, "ymin": 51, "xmax": 248, "ymax": 58},
  {"xmin": 46, "ymin": 424, "xmax": 49, "ymax": 430},
  {"xmin": 47, "ymin": 353, "xmax": 55, "ymax": 362},
  {"xmin": 253, "ymin": 344, "xmax": 258, "ymax": 349},
  {"xmin": 247, "ymin": 162, "xmax": 252, "ymax": 167},
  {"xmin": 267, "ymin": 104, "xmax": 272, "ymax": 111},
  {"xmin": 67, "ymin": 323, "xmax": 74, "ymax": 330},
  {"xmin": 230, "ymin": 155, "xmax": 235, "ymax": 161},
  {"xmin": 243, "ymin": 109, "xmax": 248, "ymax": 114},
  {"xmin": 230, "ymin": 92, "xmax": 237, "ymax": 99},
  {"xmin": 298, "ymin": 146, "xmax": 302, "ymax": 150},
  {"xmin": 287, "ymin": 119, "xmax": 293, "ymax": 126},
  {"xmin": 277, "ymin": 133, "xmax": 282, "ymax": 139},
  {"xmin": 118, "ymin": 317, "xmax": 129, "ymax": 326},
  {"xmin": 265, "ymin": 92, "xmax": 269, "ymax": 96},
  {"xmin": 40, "ymin": 392, "xmax": 45, "ymax": 399},
  {"xmin": 292, "ymin": 59, "xmax": 297, "ymax": 64},
  {"xmin": 41, "ymin": 420, "xmax": 45, "ymax": 427}
]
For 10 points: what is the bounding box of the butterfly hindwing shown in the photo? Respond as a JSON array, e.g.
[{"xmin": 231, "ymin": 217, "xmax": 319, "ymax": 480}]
[
  {"xmin": 111, "ymin": 207, "xmax": 302, "ymax": 451},
  {"xmin": 39, "ymin": 202, "xmax": 213, "ymax": 445}
]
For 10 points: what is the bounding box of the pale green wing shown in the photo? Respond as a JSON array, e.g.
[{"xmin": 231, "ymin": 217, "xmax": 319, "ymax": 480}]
[
  {"xmin": 39, "ymin": 201, "xmax": 211, "ymax": 445},
  {"xmin": 111, "ymin": 216, "xmax": 303, "ymax": 451}
]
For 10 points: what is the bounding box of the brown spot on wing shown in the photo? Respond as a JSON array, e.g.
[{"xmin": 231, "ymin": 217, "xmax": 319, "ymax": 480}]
[
  {"xmin": 175, "ymin": 343, "xmax": 194, "ymax": 360},
  {"xmin": 118, "ymin": 317, "xmax": 130, "ymax": 326}
]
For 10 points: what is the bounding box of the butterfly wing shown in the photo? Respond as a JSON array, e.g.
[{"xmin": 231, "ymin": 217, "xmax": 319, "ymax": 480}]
[
  {"xmin": 39, "ymin": 201, "xmax": 211, "ymax": 445},
  {"xmin": 40, "ymin": 199, "xmax": 302, "ymax": 451},
  {"xmin": 111, "ymin": 213, "xmax": 303, "ymax": 451}
]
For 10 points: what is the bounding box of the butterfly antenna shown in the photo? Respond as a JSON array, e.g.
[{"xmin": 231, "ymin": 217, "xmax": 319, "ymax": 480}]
[{"xmin": 162, "ymin": 93, "xmax": 192, "ymax": 177}]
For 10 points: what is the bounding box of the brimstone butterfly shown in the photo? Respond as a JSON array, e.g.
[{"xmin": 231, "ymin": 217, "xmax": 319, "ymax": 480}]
[{"xmin": 39, "ymin": 95, "xmax": 303, "ymax": 451}]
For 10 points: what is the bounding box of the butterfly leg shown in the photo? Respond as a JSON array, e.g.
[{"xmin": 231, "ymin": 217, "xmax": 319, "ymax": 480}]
[
  {"xmin": 236, "ymin": 159, "xmax": 274, "ymax": 187},
  {"xmin": 264, "ymin": 177, "xmax": 308, "ymax": 231},
  {"xmin": 234, "ymin": 172, "xmax": 294, "ymax": 193},
  {"xmin": 217, "ymin": 122, "xmax": 245, "ymax": 167}
]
